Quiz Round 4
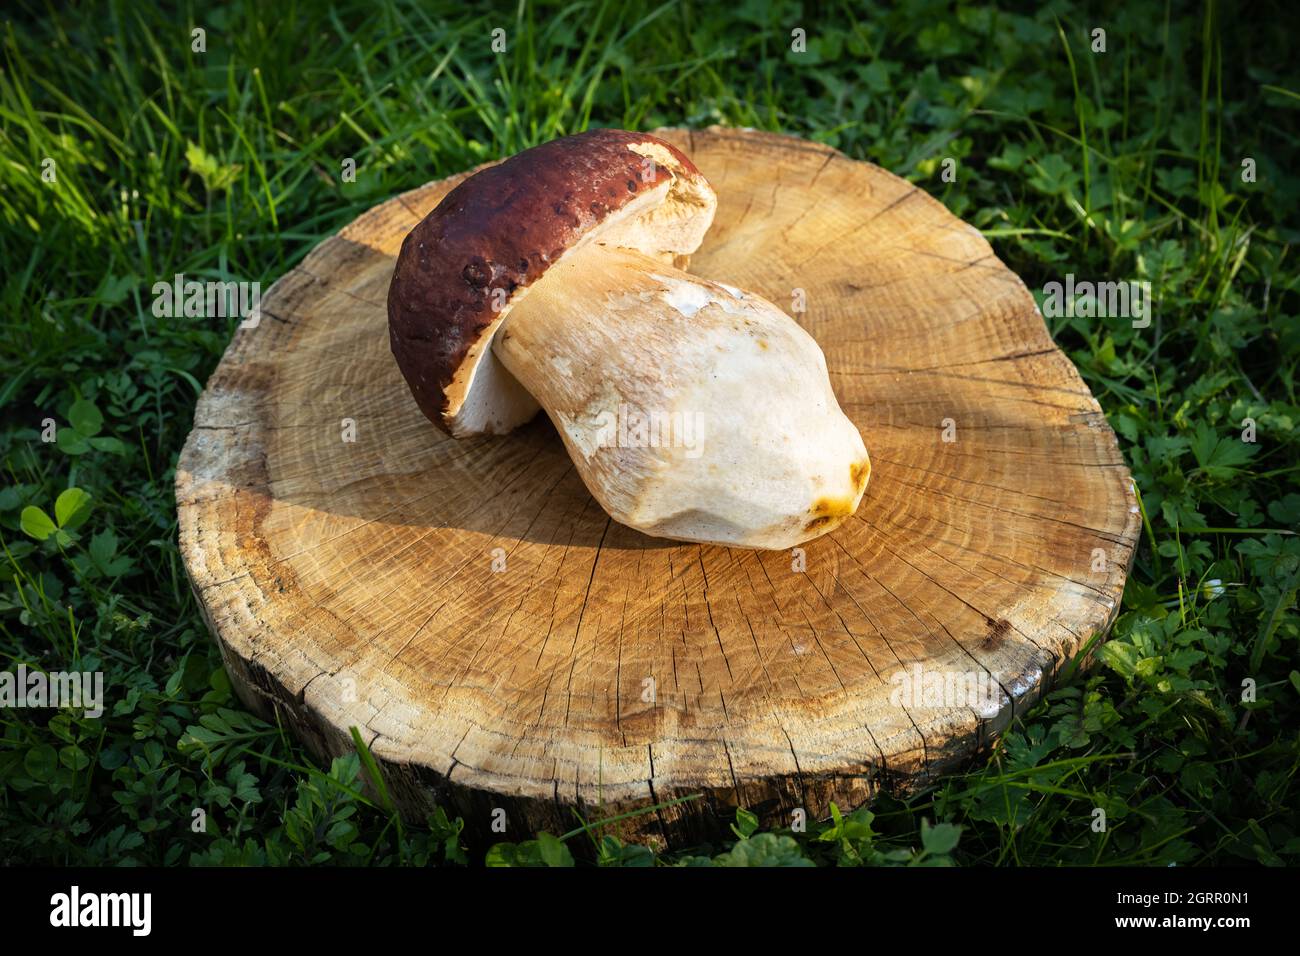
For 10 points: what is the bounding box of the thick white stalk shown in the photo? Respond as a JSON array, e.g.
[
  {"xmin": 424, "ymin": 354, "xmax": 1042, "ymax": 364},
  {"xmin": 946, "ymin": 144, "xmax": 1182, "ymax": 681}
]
[{"xmin": 492, "ymin": 242, "xmax": 870, "ymax": 549}]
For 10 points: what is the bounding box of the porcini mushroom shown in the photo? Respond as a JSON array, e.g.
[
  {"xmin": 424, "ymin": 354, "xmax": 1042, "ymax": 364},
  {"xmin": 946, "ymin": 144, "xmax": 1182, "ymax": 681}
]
[{"xmin": 387, "ymin": 129, "xmax": 870, "ymax": 549}]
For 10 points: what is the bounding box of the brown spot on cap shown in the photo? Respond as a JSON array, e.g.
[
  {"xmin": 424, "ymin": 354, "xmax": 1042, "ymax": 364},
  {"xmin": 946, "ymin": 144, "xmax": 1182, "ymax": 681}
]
[{"xmin": 461, "ymin": 257, "xmax": 491, "ymax": 288}]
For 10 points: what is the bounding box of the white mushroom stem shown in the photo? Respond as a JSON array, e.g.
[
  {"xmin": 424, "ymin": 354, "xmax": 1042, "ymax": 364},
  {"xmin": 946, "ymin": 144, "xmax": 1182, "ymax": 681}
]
[{"xmin": 491, "ymin": 242, "xmax": 870, "ymax": 549}]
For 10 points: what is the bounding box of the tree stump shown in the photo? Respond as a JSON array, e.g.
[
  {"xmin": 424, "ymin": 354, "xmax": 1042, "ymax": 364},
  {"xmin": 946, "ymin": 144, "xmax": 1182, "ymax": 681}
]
[{"xmin": 177, "ymin": 127, "xmax": 1140, "ymax": 847}]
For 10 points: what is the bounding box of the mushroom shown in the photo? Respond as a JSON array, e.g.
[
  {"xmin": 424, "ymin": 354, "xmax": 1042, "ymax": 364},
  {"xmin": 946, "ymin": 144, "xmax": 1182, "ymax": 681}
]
[{"xmin": 387, "ymin": 129, "xmax": 870, "ymax": 549}]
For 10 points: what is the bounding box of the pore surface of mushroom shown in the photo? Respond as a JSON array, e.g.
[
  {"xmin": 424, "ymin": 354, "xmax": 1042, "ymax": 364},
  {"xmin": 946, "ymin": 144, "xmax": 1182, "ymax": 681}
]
[{"xmin": 388, "ymin": 129, "xmax": 870, "ymax": 549}]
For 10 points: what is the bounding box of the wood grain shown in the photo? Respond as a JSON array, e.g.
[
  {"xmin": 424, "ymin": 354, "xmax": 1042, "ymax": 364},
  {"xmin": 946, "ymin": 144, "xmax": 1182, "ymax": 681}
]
[{"xmin": 176, "ymin": 127, "xmax": 1140, "ymax": 847}]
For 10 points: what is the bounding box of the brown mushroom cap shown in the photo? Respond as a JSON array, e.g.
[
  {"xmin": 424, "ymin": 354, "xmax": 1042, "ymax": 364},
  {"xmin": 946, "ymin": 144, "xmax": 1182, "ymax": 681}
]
[{"xmin": 387, "ymin": 129, "xmax": 718, "ymax": 436}]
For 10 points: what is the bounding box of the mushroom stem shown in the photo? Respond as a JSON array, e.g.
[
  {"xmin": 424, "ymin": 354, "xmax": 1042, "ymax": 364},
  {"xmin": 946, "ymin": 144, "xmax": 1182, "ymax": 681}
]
[{"xmin": 491, "ymin": 242, "xmax": 870, "ymax": 549}]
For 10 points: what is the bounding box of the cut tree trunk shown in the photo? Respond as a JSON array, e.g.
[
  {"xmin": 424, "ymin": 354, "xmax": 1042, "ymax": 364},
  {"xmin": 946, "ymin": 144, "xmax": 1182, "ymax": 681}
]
[{"xmin": 176, "ymin": 127, "xmax": 1140, "ymax": 849}]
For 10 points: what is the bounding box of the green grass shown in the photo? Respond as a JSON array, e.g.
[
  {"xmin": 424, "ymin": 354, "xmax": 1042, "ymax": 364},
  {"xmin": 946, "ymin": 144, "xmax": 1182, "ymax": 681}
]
[{"xmin": 1, "ymin": 0, "xmax": 1297, "ymax": 866}]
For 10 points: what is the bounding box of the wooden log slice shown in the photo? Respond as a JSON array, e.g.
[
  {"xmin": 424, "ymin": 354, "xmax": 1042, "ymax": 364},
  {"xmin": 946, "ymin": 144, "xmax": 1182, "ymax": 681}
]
[{"xmin": 177, "ymin": 127, "xmax": 1140, "ymax": 847}]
